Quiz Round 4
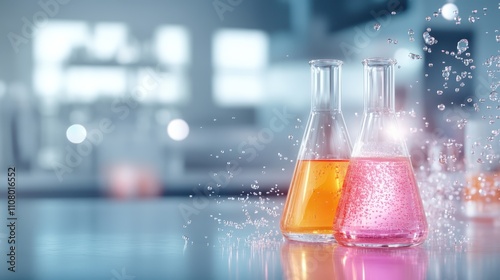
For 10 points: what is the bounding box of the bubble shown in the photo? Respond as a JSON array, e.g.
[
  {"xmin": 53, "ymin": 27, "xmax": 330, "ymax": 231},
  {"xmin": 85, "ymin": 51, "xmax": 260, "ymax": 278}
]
[
  {"xmin": 490, "ymin": 91, "xmax": 498, "ymax": 101},
  {"xmin": 387, "ymin": 38, "xmax": 393, "ymax": 44},
  {"xmin": 456, "ymin": 39, "xmax": 469, "ymax": 54},
  {"xmin": 437, "ymin": 90, "xmax": 443, "ymax": 95},
  {"xmin": 251, "ymin": 184, "xmax": 259, "ymax": 190},
  {"xmin": 408, "ymin": 53, "xmax": 422, "ymax": 60},
  {"xmin": 456, "ymin": 75, "xmax": 462, "ymax": 82},
  {"xmin": 442, "ymin": 66, "xmax": 451, "ymax": 79},
  {"xmin": 438, "ymin": 104, "xmax": 446, "ymax": 111},
  {"xmin": 374, "ymin": 23, "xmax": 381, "ymax": 30},
  {"xmin": 391, "ymin": 11, "xmax": 396, "ymax": 15},
  {"xmin": 496, "ymin": 35, "xmax": 500, "ymax": 42},
  {"xmin": 426, "ymin": 16, "xmax": 431, "ymax": 21},
  {"xmin": 423, "ymin": 31, "xmax": 437, "ymax": 45},
  {"xmin": 468, "ymin": 16, "xmax": 476, "ymax": 23},
  {"xmin": 428, "ymin": 63, "xmax": 434, "ymax": 67}
]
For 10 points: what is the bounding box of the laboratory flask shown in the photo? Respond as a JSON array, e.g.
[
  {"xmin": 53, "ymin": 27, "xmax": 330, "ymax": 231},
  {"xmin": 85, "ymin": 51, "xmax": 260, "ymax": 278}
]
[
  {"xmin": 333, "ymin": 58, "xmax": 428, "ymax": 247},
  {"xmin": 281, "ymin": 59, "xmax": 352, "ymax": 242}
]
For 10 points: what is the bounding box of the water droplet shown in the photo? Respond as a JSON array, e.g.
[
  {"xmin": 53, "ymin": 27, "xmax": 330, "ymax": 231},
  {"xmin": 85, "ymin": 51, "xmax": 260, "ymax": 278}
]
[
  {"xmin": 374, "ymin": 23, "xmax": 381, "ymax": 30},
  {"xmin": 467, "ymin": 98, "xmax": 473, "ymax": 102},
  {"xmin": 456, "ymin": 75, "xmax": 462, "ymax": 82},
  {"xmin": 251, "ymin": 184, "xmax": 259, "ymax": 190},
  {"xmin": 472, "ymin": 9, "xmax": 477, "ymax": 14},
  {"xmin": 391, "ymin": 11, "xmax": 396, "ymax": 15},
  {"xmin": 438, "ymin": 104, "xmax": 446, "ymax": 111},
  {"xmin": 455, "ymin": 88, "xmax": 460, "ymax": 92},
  {"xmin": 387, "ymin": 38, "xmax": 393, "ymax": 44},
  {"xmin": 428, "ymin": 63, "xmax": 434, "ymax": 67},
  {"xmin": 207, "ymin": 186, "xmax": 213, "ymax": 191},
  {"xmin": 490, "ymin": 91, "xmax": 498, "ymax": 101},
  {"xmin": 408, "ymin": 53, "xmax": 422, "ymax": 60},
  {"xmin": 496, "ymin": 35, "xmax": 500, "ymax": 42},
  {"xmin": 456, "ymin": 39, "xmax": 469, "ymax": 54},
  {"xmin": 425, "ymin": 16, "xmax": 431, "ymax": 21},
  {"xmin": 423, "ymin": 31, "xmax": 437, "ymax": 45},
  {"xmin": 288, "ymin": 135, "xmax": 294, "ymax": 140},
  {"xmin": 437, "ymin": 90, "xmax": 443, "ymax": 95},
  {"xmin": 468, "ymin": 16, "xmax": 476, "ymax": 23}
]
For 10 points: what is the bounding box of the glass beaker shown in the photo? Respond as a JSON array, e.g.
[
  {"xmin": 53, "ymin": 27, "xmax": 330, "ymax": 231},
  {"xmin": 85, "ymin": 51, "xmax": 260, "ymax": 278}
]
[
  {"xmin": 333, "ymin": 58, "xmax": 428, "ymax": 247},
  {"xmin": 280, "ymin": 59, "xmax": 352, "ymax": 242}
]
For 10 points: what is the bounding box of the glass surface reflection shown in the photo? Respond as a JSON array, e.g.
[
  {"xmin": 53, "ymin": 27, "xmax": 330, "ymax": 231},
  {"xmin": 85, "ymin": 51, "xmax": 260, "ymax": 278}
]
[
  {"xmin": 281, "ymin": 241, "xmax": 341, "ymax": 280},
  {"xmin": 281, "ymin": 241, "xmax": 428, "ymax": 280},
  {"xmin": 335, "ymin": 246, "xmax": 428, "ymax": 280}
]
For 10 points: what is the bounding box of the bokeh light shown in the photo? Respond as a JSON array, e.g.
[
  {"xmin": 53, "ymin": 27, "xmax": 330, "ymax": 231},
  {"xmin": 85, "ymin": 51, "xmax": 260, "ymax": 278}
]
[
  {"xmin": 66, "ymin": 124, "xmax": 87, "ymax": 144},
  {"xmin": 167, "ymin": 119, "xmax": 189, "ymax": 141},
  {"xmin": 441, "ymin": 3, "xmax": 459, "ymax": 21}
]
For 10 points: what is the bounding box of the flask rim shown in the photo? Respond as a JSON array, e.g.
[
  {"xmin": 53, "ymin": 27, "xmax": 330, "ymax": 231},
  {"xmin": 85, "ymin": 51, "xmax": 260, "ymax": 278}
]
[
  {"xmin": 309, "ymin": 59, "xmax": 343, "ymax": 67},
  {"xmin": 362, "ymin": 57, "xmax": 397, "ymax": 66}
]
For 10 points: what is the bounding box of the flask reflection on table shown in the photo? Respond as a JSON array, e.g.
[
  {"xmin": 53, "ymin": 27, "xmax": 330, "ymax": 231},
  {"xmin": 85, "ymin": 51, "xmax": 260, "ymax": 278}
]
[
  {"xmin": 281, "ymin": 241, "xmax": 340, "ymax": 280},
  {"xmin": 281, "ymin": 241, "xmax": 428, "ymax": 280},
  {"xmin": 334, "ymin": 246, "xmax": 428, "ymax": 280}
]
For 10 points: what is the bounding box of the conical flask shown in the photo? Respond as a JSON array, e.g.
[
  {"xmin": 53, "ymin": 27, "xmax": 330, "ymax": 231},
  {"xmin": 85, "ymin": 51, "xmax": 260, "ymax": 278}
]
[
  {"xmin": 333, "ymin": 58, "xmax": 428, "ymax": 247},
  {"xmin": 281, "ymin": 59, "xmax": 352, "ymax": 242}
]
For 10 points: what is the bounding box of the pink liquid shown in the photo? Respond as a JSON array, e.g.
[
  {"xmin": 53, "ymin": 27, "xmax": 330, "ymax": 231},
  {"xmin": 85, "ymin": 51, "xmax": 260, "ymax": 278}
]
[{"xmin": 333, "ymin": 157, "xmax": 428, "ymax": 247}]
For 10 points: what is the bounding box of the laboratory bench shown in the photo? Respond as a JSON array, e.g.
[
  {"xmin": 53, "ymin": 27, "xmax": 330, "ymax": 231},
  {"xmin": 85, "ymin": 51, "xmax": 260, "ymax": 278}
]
[{"xmin": 1, "ymin": 196, "xmax": 499, "ymax": 280}]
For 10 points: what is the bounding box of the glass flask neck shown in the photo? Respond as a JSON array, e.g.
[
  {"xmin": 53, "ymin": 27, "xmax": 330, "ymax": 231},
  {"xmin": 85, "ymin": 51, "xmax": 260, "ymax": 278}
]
[
  {"xmin": 310, "ymin": 59, "xmax": 342, "ymax": 112},
  {"xmin": 363, "ymin": 58, "xmax": 396, "ymax": 113}
]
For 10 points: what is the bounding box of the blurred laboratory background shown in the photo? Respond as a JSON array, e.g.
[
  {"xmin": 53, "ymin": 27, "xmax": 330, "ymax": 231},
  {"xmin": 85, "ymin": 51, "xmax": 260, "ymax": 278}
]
[{"xmin": 0, "ymin": 0, "xmax": 498, "ymax": 198}]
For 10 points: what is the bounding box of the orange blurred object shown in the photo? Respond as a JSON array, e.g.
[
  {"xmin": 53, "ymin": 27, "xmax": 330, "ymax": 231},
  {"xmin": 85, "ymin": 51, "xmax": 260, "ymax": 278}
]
[{"xmin": 464, "ymin": 172, "xmax": 500, "ymax": 217}]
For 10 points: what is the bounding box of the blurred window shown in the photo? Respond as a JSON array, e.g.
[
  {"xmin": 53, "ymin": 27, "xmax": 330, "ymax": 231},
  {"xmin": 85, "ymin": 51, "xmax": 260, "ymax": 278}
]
[
  {"xmin": 212, "ymin": 29, "xmax": 269, "ymax": 106},
  {"xmin": 33, "ymin": 21, "xmax": 191, "ymax": 104}
]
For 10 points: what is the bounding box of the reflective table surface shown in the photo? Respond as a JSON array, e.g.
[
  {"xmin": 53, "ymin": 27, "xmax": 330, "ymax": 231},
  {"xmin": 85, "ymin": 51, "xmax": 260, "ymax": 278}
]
[{"xmin": 1, "ymin": 197, "xmax": 500, "ymax": 280}]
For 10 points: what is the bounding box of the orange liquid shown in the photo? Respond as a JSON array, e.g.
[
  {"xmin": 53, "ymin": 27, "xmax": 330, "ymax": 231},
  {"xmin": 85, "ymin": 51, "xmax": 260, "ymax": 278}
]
[{"xmin": 280, "ymin": 159, "xmax": 349, "ymax": 235}]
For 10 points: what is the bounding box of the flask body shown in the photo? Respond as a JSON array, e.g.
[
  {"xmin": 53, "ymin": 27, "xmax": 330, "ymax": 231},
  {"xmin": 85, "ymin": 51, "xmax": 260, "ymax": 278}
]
[
  {"xmin": 280, "ymin": 59, "xmax": 352, "ymax": 242},
  {"xmin": 333, "ymin": 58, "xmax": 428, "ymax": 247}
]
